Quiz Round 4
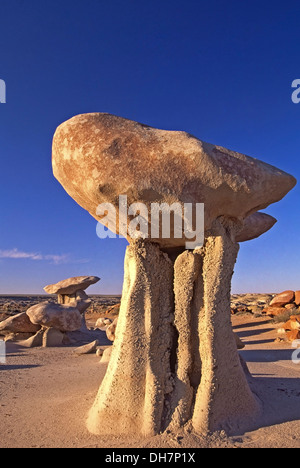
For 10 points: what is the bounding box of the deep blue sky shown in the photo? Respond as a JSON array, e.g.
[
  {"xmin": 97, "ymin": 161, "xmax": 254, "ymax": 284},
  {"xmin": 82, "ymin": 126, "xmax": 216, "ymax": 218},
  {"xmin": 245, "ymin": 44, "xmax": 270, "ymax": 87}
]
[{"xmin": 0, "ymin": 0, "xmax": 299, "ymax": 294}]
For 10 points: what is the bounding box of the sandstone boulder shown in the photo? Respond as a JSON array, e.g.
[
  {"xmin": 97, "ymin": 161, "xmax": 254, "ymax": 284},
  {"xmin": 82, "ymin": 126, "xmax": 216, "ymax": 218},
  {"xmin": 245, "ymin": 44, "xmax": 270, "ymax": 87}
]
[
  {"xmin": 106, "ymin": 318, "xmax": 118, "ymax": 342},
  {"xmin": 19, "ymin": 329, "xmax": 44, "ymax": 348},
  {"xmin": 26, "ymin": 301, "xmax": 82, "ymax": 332},
  {"xmin": 270, "ymin": 291, "xmax": 295, "ymax": 307},
  {"xmin": 283, "ymin": 317, "xmax": 300, "ymax": 331},
  {"xmin": 263, "ymin": 306, "xmax": 286, "ymax": 317},
  {"xmin": 0, "ymin": 312, "xmax": 40, "ymax": 335},
  {"xmin": 286, "ymin": 330, "xmax": 300, "ymax": 342},
  {"xmin": 42, "ymin": 328, "xmax": 65, "ymax": 347},
  {"xmin": 100, "ymin": 346, "xmax": 113, "ymax": 363},
  {"xmin": 73, "ymin": 340, "xmax": 99, "ymax": 355},
  {"xmin": 236, "ymin": 212, "xmax": 277, "ymax": 243},
  {"xmin": 52, "ymin": 113, "xmax": 296, "ymax": 248},
  {"xmin": 294, "ymin": 291, "xmax": 300, "ymax": 306},
  {"xmin": 44, "ymin": 276, "xmax": 100, "ymax": 295},
  {"xmin": 233, "ymin": 333, "xmax": 245, "ymax": 349}
]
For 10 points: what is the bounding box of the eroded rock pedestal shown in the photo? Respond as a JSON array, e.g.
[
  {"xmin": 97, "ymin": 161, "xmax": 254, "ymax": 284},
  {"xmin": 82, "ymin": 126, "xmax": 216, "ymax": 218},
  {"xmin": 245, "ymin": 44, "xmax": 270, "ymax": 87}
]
[
  {"xmin": 52, "ymin": 113, "xmax": 296, "ymax": 438},
  {"xmin": 87, "ymin": 220, "xmax": 260, "ymax": 437}
]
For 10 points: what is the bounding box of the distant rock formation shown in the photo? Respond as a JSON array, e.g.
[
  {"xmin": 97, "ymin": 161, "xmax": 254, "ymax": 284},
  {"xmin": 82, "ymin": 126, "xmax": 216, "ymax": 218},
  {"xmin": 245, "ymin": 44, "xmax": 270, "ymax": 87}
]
[{"xmin": 0, "ymin": 276, "xmax": 100, "ymax": 348}]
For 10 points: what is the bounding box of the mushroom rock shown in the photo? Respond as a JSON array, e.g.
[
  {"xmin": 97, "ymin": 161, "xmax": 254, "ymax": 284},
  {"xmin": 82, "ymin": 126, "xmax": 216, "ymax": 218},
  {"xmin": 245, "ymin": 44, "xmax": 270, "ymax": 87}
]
[
  {"xmin": 236, "ymin": 212, "xmax": 277, "ymax": 243},
  {"xmin": 52, "ymin": 113, "xmax": 296, "ymax": 437}
]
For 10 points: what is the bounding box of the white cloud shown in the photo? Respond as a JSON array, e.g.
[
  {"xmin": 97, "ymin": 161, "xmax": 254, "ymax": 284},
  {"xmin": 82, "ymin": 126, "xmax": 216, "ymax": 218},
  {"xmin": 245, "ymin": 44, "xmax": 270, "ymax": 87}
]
[{"xmin": 0, "ymin": 248, "xmax": 70, "ymax": 265}]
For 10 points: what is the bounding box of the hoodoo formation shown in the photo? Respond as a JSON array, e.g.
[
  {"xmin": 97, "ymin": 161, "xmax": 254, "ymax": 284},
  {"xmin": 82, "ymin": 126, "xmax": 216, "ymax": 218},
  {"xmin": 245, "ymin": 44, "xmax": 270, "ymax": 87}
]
[{"xmin": 52, "ymin": 113, "xmax": 296, "ymax": 436}]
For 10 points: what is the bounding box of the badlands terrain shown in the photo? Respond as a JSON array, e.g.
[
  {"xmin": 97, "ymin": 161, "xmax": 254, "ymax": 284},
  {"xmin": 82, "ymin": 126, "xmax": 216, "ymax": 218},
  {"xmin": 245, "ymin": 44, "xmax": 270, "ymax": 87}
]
[{"xmin": 0, "ymin": 293, "xmax": 299, "ymax": 448}]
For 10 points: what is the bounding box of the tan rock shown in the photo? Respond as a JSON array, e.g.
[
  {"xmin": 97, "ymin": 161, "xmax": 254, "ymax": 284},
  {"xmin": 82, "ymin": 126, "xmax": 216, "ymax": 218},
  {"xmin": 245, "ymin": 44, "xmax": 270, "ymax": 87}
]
[
  {"xmin": 26, "ymin": 301, "xmax": 82, "ymax": 332},
  {"xmin": 106, "ymin": 318, "xmax": 118, "ymax": 342},
  {"xmin": 286, "ymin": 330, "xmax": 300, "ymax": 342},
  {"xmin": 73, "ymin": 340, "xmax": 99, "ymax": 355},
  {"xmin": 19, "ymin": 329, "xmax": 44, "ymax": 348},
  {"xmin": 236, "ymin": 212, "xmax": 277, "ymax": 243},
  {"xmin": 100, "ymin": 346, "xmax": 113, "ymax": 363},
  {"xmin": 283, "ymin": 318, "xmax": 300, "ymax": 331},
  {"xmin": 42, "ymin": 328, "xmax": 65, "ymax": 347},
  {"xmin": 87, "ymin": 241, "xmax": 174, "ymax": 436},
  {"xmin": 294, "ymin": 291, "xmax": 300, "ymax": 306},
  {"xmin": 270, "ymin": 290, "xmax": 295, "ymax": 307},
  {"xmin": 52, "ymin": 113, "xmax": 296, "ymax": 248},
  {"xmin": 96, "ymin": 347, "xmax": 104, "ymax": 357},
  {"xmin": 234, "ymin": 333, "xmax": 245, "ymax": 349},
  {"xmin": 4, "ymin": 332, "xmax": 35, "ymax": 342},
  {"xmin": 263, "ymin": 306, "xmax": 286, "ymax": 317},
  {"xmin": 0, "ymin": 312, "xmax": 40, "ymax": 335},
  {"xmin": 44, "ymin": 276, "xmax": 100, "ymax": 295},
  {"xmin": 285, "ymin": 303, "xmax": 296, "ymax": 310}
]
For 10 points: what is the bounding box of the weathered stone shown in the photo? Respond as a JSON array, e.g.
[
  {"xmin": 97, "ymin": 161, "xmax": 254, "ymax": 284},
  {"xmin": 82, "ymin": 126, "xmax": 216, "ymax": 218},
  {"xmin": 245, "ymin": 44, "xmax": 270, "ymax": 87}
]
[
  {"xmin": 294, "ymin": 291, "xmax": 300, "ymax": 306},
  {"xmin": 4, "ymin": 332, "xmax": 35, "ymax": 342},
  {"xmin": 73, "ymin": 340, "xmax": 99, "ymax": 355},
  {"xmin": 52, "ymin": 113, "xmax": 296, "ymax": 248},
  {"xmin": 285, "ymin": 303, "xmax": 296, "ymax": 311},
  {"xmin": 0, "ymin": 312, "xmax": 40, "ymax": 335},
  {"xmin": 192, "ymin": 219, "xmax": 260, "ymax": 435},
  {"xmin": 26, "ymin": 301, "xmax": 82, "ymax": 332},
  {"xmin": 236, "ymin": 212, "xmax": 277, "ymax": 243},
  {"xmin": 106, "ymin": 318, "xmax": 118, "ymax": 342},
  {"xmin": 100, "ymin": 346, "xmax": 113, "ymax": 363},
  {"xmin": 19, "ymin": 329, "xmax": 44, "ymax": 348},
  {"xmin": 286, "ymin": 330, "xmax": 300, "ymax": 342},
  {"xmin": 95, "ymin": 317, "xmax": 112, "ymax": 329},
  {"xmin": 270, "ymin": 291, "xmax": 295, "ymax": 307},
  {"xmin": 96, "ymin": 347, "xmax": 104, "ymax": 357},
  {"xmin": 234, "ymin": 333, "xmax": 245, "ymax": 349},
  {"xmin": 263, "ymin": 306, "xmax": 286, "ymax": 317},
  {"xmin": 283, "ymin": 317, "xmax": 300, "ymax": 331},
  {"xmin": 44, "ymin": 276, "xmax": 100, "ymax": 295},
  {"xmin": 42, "ymin": 328, "xmax": 65, "ymax": 347}
]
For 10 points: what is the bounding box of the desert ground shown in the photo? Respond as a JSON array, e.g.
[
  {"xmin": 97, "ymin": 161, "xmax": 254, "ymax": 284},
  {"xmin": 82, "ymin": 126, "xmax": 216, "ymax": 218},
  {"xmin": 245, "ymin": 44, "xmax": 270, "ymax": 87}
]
[{"xmin": 0, "ymin": 294, "xmax": 299, "ymax": 449}]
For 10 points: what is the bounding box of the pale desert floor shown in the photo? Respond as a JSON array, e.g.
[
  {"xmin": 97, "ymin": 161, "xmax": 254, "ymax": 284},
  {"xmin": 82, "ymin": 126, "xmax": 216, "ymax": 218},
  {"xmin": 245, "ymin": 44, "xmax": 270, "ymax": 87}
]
[{"xmin": 0, "ymin": 315, "xmax": 299, "ymax": 448}]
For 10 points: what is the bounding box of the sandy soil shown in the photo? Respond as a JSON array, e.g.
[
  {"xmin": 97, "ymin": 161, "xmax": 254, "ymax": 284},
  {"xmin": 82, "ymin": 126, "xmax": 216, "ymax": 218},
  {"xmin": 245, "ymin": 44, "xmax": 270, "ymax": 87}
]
[{"xmin": 0, "ymin": 314, "xmax": 299, "ymax": 448}]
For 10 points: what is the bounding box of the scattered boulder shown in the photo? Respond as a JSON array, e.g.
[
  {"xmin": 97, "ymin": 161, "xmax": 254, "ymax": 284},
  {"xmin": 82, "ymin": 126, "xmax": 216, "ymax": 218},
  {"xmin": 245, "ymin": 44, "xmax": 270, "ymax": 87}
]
[
  {"xmin": 234, "ymin": 333, "xmax": 245, "ymax": 350},
  {"xmin": 0, "ymin": 312, "xmax": 41, "ymax": 335},
  {"xmin": 73, "ymin": 340, "xmax": 99, "ymax": 355},
  {"xmin": 236, "ymin": 212, "xmax": 277, "ymax": 243},
  {"xmin": 26, "ymin": 301, "xmax": 82, "ymax": 332},
  {"xmin": 95, "ymin": 317, "xmax": 112, "ymax": 329},
  {"xmin": 295, "ymin": 291, "xmax": 300, "ymax": 306},
  {"xmin": 104, "ymin": 303, "xmax": 120, "ymax": 317},
  {"xmin": 269, "ymin": 290, "xmax": 295, "ymax": 307},
  {"xmin": 42, "ymin": 328, "xmax": 65, "ymax": 347},
  {"xmin": 284, "ymin": 303, "xmax": 296, "ymax": 311},
  {"xmin": 276, "ymin": 315, "xmax": 300, "ymax": 342},
  {"xmin": 100, "ymin": 346, "xmax": 113, "ymax": 363},
  {"xmin": 4, "ymin": 332, "xmax": 35, "ymax": 342},
  {"xmin": 262, "ymin": 306, "xmax": 286, "ymax": 317},
  {"xmin": 96, "ymin": 347, "xmax": 104, "ymax": 357},
  {"xmin": 286, "ymin": 330, "xmax": 300, "ymax": 342},
  {"xmin": 19, "ymin": 329, "xmax": 44, "ymax": 348},
  {"xmin": 106, "ymin": 318, "xmax": 118, "ymax": 342},
  {"xmin": 283, "ymin": 318, "xmax": 300, "ymax": 331}
]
